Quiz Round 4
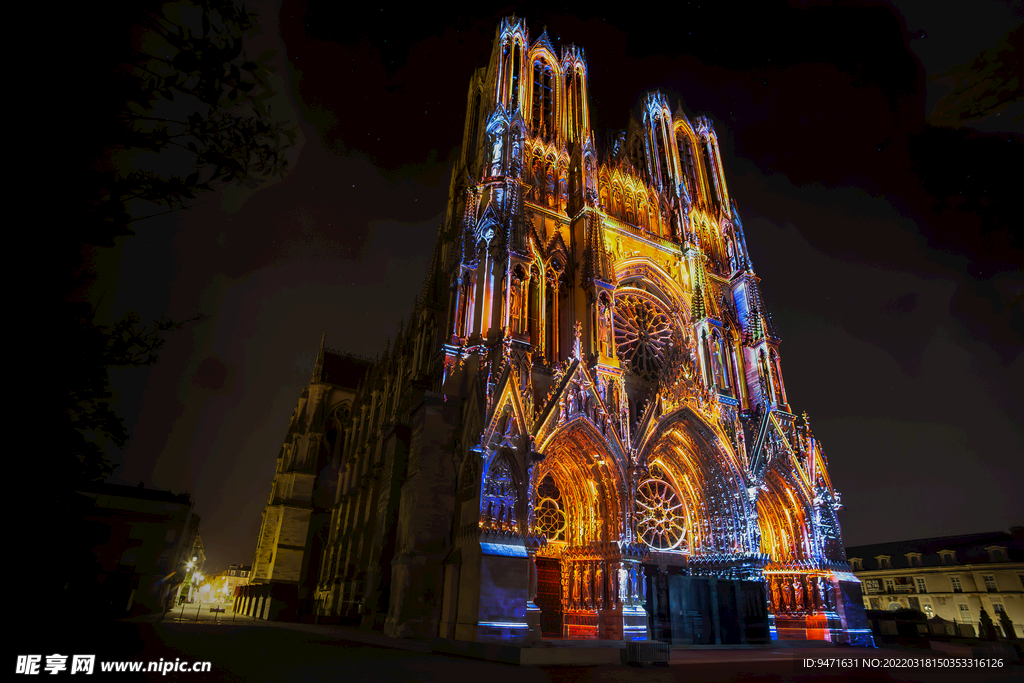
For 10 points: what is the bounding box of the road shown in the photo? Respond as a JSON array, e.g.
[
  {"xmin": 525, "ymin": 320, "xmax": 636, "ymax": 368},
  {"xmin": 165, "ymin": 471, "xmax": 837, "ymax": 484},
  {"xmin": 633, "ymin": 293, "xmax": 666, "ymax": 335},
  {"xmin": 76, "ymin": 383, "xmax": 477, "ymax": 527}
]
[{"xmin": 12, "ymin": 616, "xmax": 1020, "ymax": 682}]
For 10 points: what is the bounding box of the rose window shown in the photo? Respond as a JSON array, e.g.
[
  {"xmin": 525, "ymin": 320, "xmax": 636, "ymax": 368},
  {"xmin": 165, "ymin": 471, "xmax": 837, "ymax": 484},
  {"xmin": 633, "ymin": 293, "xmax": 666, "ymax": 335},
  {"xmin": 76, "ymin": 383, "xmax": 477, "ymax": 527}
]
[
  {"xmin": 635, "ymin": 466, "xmax": 686, "ymax": 550},
  {"xmin": 614, "ymin": 292, "xmax": 673, "ymax": 381}
]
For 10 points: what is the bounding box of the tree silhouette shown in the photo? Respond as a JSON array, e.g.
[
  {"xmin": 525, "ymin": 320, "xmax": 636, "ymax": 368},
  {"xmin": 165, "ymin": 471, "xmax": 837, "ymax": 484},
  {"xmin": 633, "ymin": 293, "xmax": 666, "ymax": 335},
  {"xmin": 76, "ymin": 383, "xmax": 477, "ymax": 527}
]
[{"xmin": 55, "ymin": 0, "xmax": 295, "ymax": 498}]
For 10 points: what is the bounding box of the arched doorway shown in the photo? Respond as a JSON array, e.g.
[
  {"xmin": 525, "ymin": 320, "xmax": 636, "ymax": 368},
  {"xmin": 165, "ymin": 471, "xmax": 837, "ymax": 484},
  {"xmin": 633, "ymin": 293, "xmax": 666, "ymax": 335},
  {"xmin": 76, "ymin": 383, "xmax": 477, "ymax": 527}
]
[{"xmin": 532, "ymin": 418, "xmax": 647, "ymax": 640}]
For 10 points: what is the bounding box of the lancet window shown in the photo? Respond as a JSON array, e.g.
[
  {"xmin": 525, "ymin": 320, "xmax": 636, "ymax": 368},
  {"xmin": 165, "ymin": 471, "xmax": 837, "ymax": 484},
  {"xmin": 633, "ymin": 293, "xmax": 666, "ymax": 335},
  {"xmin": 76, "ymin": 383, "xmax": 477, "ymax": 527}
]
[
  {"xmin": 676, "ymin": 132, "xmax": 698, "ymax": 203},
  {"xmin": 702, "ymin": 140, "xmax": 721, "ymax": 209},
  {"xmin": 532, "ymin": 58, "xmax": 555, "ymax": 135},
  {"xmin": 629, "ymin": 137, "xmax": 647, "ymax": 182},
  {"xmin": 654, "ymin": 117, "xmax": 672, "ymax": 190},
  {"xmin": 502, "ymin": 39, "xmax": 522, "ymax": 109}
]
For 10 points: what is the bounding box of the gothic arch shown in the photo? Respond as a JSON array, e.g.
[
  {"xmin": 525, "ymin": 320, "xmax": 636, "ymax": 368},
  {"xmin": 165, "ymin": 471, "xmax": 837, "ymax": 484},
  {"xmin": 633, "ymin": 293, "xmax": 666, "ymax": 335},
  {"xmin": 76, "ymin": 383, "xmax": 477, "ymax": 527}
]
[
  {"xmin": 536, "ymin": 418, "xmax": 627, "ymax": 547},
  {"xmin": 636, "ymin": 406, "xmax": 755, "ymax": 554}
]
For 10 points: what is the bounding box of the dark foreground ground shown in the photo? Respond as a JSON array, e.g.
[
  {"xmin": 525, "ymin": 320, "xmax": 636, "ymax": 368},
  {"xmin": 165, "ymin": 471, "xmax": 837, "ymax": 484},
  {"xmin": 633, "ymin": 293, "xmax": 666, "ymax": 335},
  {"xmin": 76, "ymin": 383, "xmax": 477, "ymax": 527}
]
[{"xmin": 12, "ymin": 617, "xmax": 1021, "ymax": 682}]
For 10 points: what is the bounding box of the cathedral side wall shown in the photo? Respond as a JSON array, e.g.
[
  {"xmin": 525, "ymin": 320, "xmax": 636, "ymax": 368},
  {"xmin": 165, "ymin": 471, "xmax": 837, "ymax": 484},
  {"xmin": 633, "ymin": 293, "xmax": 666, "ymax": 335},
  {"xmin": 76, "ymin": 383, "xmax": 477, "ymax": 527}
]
[{"xmin": 384, "ymin": 394, "xmax": 461, "ymax": 638}]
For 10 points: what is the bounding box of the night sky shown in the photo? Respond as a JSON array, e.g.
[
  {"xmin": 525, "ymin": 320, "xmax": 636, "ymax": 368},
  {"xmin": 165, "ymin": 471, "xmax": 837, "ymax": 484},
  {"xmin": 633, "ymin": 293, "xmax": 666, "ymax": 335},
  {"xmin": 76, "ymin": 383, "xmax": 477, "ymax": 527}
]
[{"xmin": 92, "ymin": 1, "xmax": 1023, "ymax": 572}]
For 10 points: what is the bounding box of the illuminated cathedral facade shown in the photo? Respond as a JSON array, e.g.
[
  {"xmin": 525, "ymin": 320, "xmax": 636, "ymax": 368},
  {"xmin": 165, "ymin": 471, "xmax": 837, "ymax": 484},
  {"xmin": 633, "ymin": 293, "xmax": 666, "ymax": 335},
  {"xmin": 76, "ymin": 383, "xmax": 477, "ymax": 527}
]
[{"xmin": 267, "ymin": 18, "xmax": 870, "ymax": 645}]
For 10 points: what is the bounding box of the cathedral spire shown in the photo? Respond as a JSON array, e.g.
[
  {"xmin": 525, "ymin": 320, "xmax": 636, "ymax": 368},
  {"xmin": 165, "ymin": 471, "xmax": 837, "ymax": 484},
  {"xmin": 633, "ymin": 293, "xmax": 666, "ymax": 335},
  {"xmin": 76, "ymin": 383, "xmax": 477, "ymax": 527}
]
[{"xmin": 311, "ymin": 332, "xmax": 326, "ymax": 384}]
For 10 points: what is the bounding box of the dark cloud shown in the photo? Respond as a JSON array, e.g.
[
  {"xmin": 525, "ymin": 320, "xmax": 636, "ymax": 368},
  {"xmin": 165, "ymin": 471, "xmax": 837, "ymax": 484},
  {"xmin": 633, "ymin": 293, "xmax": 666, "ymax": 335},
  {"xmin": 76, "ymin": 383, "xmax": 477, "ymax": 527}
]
[{"xmin": 192, "ymin": 357, "xmax": 232, "ymax": 391}]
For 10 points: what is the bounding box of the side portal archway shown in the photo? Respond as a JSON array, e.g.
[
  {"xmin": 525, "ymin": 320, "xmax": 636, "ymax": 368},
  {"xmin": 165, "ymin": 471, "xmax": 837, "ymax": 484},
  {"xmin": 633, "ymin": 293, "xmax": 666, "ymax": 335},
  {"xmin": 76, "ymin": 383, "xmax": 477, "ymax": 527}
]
[{"xmin": 533, "ymin": 419, "xmax": 647, "ymax": 640}]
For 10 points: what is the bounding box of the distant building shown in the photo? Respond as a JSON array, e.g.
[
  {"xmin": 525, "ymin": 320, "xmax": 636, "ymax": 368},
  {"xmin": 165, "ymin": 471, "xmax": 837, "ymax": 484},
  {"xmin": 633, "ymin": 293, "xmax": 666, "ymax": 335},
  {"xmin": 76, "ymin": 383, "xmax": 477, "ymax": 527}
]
[
  {"xmin": 72, "ymin": 482, "xmax": 199, "ymax": 616},
  {"xmin": 847, "ymin": 530, "xmax": 1024, "ymax": 637},
  {"xmin": 242, "ymin": 344, "xmax": 370, "ymax": 620},
  {"xmin": 206, "ymin": 564, "xmax": 250, "ymax": 603},
  {"xmin": 224, "ymin": 564, "xmax": 251, "ymax": 601}
]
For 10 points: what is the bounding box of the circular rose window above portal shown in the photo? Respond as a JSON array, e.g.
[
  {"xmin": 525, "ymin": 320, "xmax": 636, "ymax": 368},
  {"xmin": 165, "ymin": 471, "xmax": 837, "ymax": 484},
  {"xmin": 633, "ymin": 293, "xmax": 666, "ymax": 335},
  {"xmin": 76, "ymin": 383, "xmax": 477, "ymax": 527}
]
[
  {"xmin": 614, "ymin": 290, "xmax": 674, "ymax": 382},
  {"xmin": 635, "ymin": 465, "xmax": 686, "ymax": 550}
]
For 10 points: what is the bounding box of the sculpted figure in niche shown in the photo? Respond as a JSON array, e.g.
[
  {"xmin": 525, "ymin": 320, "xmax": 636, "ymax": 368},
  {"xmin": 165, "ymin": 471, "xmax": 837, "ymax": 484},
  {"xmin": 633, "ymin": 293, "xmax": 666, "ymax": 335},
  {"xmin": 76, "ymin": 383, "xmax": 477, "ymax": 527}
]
[
  {"xmin": 770, "ymin": 576, "xmax": 780, "ymax": 611},
  {"xmin": 618, "ymin": 565, "xmax": 629, "ymax": 605},
  {"xmin": 582, "ymin": 563, "xmax": 592, "ymax": 609},
  {"xmin": 509, "ymin": 282, "xmax": 522, "ymax": 334},
  {"xmin": 793, "ymin": 576, "xmax": 804, "ymax": 611},
  {"xmin": 597, "ymin": 297, "xmax": 610, "ymax": 356},
  {"xmin": 609, "ymin": 562, "xmax": 618, "ymax": 607},
  {"xmin": 490, "ymin": 129, "xmax": 504, "ymax": 176},
  {"xmin": 808, "ymin": 576, "xmax": 820, "ymax": 611},
  {"xmin": 594, "ymin": 564, "xmax": 604, "ymax": 610},
  {"xmin": 781, "ymin": 576, "xmax": 792, "ymax": 611},
  {"xmin": 511, "ymin": 137, "xmax": 521, "ymax": 176},
  {"xmin": 572, "ymin": 564, "xmax": 581, "ymax": 608}
]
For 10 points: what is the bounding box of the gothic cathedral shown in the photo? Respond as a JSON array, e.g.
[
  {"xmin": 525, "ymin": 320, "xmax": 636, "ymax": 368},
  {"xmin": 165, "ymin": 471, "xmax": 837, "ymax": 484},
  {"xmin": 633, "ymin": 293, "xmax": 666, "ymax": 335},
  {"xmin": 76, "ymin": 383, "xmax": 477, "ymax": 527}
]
[{"xmin": 251, "ymin": 17, "xmax": 871, "ymax": 646}]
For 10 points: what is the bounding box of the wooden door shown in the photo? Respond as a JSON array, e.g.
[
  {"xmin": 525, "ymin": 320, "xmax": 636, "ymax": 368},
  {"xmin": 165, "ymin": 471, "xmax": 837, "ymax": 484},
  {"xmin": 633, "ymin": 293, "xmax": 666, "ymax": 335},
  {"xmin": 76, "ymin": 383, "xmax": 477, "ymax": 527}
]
[{"xmin": 535, "ymin": 557, "xmax": 563, "ymax": 638}]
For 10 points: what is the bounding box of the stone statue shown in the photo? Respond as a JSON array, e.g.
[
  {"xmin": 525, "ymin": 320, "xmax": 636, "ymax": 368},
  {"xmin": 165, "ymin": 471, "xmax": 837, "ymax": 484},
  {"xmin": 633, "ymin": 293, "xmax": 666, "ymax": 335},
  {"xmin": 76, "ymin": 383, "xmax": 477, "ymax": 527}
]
[
  {"xmin": 572, "ymin": 564, "xmax": 581, "ymax": 608},
  {"xmin": 594, "ymin": 564, "xmax": 604, "ymax": 610},
  {"xmin": 509, "ymin": 284, "xmax": 521, "ymax": 333},
  {"xmin": 582, "ymin": 563, "xmax": 592, "ymax": 609},
  {"xmin": 793, "ymin": 576, "xmax": 804, "ymax": 611},
  {"xmin": 490, "ymin": 132, "xmax": 503, "ymax": 175},
  {"xmin": 770, "ymin": 576, "xmax": 780, "ymax": 611}
]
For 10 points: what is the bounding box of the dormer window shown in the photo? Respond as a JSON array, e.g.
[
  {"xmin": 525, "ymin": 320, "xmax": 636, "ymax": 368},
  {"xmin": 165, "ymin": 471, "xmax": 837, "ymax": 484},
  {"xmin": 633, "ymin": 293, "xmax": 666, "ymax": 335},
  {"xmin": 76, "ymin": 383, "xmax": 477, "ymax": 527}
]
[
  {"xmin": 938, "ymin": 550, "xmax": 956, "ymax": 565},
  {"xmin": 876, "ymin": 555, "xmax": 892, "ymax": 569},
  {"xmin": 850, "ymin": 558, "xmax": 863, "ymax": 571},
  {"xmin": 905, "ymin": 552, "xmax": 923, "ymax": 567},
  {"xmin": 985, "ymin": 546, "xmax": 1007, "ymax": 562}
]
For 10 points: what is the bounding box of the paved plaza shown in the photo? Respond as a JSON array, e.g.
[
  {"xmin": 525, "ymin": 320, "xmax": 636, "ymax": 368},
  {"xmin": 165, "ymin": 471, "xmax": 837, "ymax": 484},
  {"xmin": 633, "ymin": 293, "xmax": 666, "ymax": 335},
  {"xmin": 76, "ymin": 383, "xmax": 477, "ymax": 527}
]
[{"xmin": 13, "ymin": 608, "xmax": 1021, "ymax": 682}]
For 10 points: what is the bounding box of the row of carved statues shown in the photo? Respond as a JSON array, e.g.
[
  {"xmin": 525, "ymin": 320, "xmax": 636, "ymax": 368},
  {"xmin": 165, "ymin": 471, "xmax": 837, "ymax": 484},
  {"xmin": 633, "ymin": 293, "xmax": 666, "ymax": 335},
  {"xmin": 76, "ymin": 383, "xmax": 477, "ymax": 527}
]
[
  {"xmin": 768, "ymin": 573, "xmax": 836, "ymax": 614},
  {"xmin": 561, "ymin": 558, "xmax": 646, "ymax": 613}
]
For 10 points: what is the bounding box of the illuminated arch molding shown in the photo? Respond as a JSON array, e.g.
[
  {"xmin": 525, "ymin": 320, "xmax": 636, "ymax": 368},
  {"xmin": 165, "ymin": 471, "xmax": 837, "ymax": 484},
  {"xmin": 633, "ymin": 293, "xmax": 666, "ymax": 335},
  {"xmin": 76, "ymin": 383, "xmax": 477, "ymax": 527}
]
[
  {"xmin": 612, "ymin": 257, "xmax": 691, "ymax": 319},
  {"xmin": 757, "ymin": 465, "xmax": 815, "ymax": 565},
  {"xmin": 535, "ymin": 420, "xmax": 627, "ymax": 550},
  {"xmin": 637, "ymin": 406, "xmax": 755, "ymax": 555}
]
